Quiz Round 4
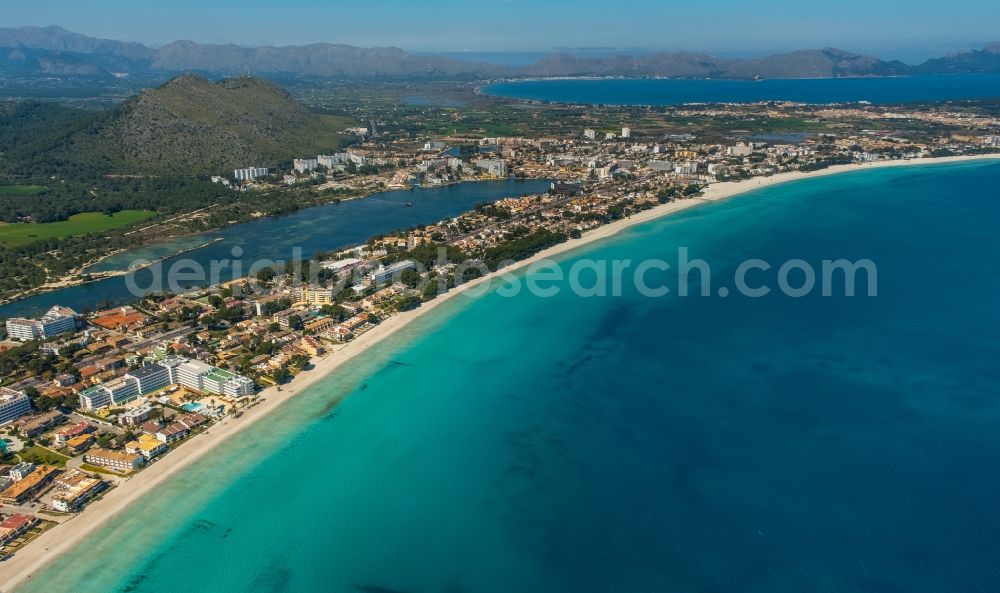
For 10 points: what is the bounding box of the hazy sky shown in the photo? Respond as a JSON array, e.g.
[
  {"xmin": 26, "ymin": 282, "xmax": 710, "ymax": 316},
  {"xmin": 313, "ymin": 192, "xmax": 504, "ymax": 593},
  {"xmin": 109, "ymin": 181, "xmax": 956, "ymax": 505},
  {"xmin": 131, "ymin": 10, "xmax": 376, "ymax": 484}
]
[{"xmin": 5, "ymin": 0, "xmax": 1000, "ymax": 60}]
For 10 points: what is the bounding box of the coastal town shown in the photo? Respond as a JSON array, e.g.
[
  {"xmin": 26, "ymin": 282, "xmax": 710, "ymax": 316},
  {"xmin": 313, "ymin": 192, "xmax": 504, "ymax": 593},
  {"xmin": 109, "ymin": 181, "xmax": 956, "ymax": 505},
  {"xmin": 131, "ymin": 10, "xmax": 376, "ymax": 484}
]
[
  {"xmin": 2, "ymin": 95, "xmax": 1000, "ymax": 560},
  {"xmin": 4, "ymin": 6, "xmax": 1000, "ymax": 591}
]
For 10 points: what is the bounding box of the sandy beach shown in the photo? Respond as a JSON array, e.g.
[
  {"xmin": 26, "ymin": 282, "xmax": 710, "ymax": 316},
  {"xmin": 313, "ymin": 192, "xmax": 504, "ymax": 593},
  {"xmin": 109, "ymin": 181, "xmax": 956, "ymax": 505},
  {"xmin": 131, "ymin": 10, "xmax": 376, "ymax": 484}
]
[{"xmin": 4, "ymin": 152, "xmax": 999, "ymax": 591}]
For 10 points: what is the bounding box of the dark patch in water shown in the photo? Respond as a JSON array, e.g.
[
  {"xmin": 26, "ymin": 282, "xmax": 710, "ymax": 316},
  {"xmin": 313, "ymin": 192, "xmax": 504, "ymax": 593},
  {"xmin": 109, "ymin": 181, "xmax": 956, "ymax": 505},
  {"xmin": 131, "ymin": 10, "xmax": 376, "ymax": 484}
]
[
  {"xmin": 562, "ymin": 353, "xmax": 593, "ymax": 377},
  {"xmin": 189, "ymin": 518, "xmax": 218, "ymax": 533},
  {"xmin": 120, "ymin": 572, "xmax": 148, "ymax": 593},
  {"xmin": 249, "ymin": 558, "xmax": 293, "ymax": 593},
  {"xmin": 388, "ymin": 360, "xmax": 412, "ymax": 367}
]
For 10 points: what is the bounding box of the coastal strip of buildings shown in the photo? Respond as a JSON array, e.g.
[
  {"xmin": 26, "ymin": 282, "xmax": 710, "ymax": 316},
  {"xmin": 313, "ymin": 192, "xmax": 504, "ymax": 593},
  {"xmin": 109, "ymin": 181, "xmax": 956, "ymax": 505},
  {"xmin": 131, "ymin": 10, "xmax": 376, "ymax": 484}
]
[{"xmin": 78, "ymin": 357, "xmax": 253, "ymax": 411}]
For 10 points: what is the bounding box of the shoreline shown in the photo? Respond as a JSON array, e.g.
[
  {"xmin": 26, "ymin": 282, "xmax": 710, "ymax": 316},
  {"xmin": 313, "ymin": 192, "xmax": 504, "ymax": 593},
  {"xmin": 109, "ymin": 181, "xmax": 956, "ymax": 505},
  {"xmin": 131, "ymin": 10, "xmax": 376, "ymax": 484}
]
[
  {"xmin": 5, "ymin": 153, "xmax": 999, "ymax": 592},
  {"xmin": 0, "ymin": 238, "xmax": 233, "ymax": 309},
  {"xmin": 0, "ymin": 178, "xmax": 543, "ymax": 313},
  {"xmin": 476, "ymin": 73, "xmax": 986, "ymax": 103}
]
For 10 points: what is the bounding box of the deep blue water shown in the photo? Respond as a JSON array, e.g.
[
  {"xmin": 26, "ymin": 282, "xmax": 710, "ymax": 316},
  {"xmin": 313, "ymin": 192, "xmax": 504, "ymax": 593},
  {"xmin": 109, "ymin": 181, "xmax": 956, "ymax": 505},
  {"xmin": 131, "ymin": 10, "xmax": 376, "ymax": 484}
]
[
  {"xmin": 0, "ymin": 179, "xmax": 551, "ymax": 318},
  {"xmin": 16, "ymin": 161, "xmax": 1000, "ymax": 593},
  {"xmin": 483, "ymin": 75, "xmax": 1000, "ymax": 105}
]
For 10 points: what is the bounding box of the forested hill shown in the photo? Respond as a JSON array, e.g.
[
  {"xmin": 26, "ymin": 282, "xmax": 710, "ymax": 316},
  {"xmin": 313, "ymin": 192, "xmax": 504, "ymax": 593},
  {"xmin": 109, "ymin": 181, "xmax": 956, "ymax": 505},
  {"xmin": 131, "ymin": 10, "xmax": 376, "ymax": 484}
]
[
  {"xmin": 104, "ymin": 74, "xmax": 351, "ymax": 174},
  {"xmin": 0, "ymin": 74, "xmax": 352, "ymax": 223},
  {"xmin": 1, "ymin": 73, "xmax": 350, "ymax": 178}
]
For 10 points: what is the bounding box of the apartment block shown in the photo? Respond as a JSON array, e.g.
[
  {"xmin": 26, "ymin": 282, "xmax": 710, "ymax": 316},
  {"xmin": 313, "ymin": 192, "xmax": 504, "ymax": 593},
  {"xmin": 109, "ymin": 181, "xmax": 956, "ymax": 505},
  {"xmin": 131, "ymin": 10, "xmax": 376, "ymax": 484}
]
[
  {"xmin": 0, "ymin": 387, "xmax": 31, "ymax": 426},
  {"xmin": 126, "ymin": 363, "xmax": 171, "ymax": 394},
  {"xmin": 5, "ymin": 306, "xmax": 77, "ymax": 341},
  {"xmin": 233, "ymin": 167, "xmax": 269, "ymax": 181},
  {"xmin": 293, "ymin": 286, "xmax": 335, "ymax": 306},
  {"xmin": 293, "ymin": 158, "xmax": 319, "ymax": 173},
  {"xmin": 369, "ymin": 260, "xmax": 416, "ymax": 285},
  {"xmin": 85, "ymin": 448, "xmax": 145, "ymax": 473}
]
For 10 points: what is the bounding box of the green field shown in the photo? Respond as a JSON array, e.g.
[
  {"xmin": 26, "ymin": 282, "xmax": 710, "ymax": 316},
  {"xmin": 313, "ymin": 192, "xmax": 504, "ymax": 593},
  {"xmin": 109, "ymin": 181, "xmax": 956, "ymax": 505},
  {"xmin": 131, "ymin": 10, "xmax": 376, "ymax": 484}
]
[
  {"xmin": 0, "ymin": 184, "xmax": 46, "ymax": 196},
  {"xmin": 17, "ymin": 444, "xmax": 71, "ymax": 467},
  {"xmin": 0, "ymin": 210, "xmax": 156, "ymax": 248}
]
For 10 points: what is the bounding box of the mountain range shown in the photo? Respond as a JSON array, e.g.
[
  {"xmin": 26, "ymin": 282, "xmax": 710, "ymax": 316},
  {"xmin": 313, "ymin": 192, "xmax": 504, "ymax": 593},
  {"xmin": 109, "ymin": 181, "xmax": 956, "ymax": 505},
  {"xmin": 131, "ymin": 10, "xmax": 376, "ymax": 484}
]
[{"xmin": 1, "ymin": 26, "xmax": 1000, "ymax": 80}]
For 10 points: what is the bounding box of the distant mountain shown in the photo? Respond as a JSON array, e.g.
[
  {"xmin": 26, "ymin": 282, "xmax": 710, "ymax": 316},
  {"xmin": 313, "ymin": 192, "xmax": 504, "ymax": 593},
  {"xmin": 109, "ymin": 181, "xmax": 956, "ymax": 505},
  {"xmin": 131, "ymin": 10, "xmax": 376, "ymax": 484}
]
[
  {"xmin": 722, "ymin": 48, "xmax": 910, "ymax": 78},
  {"xmin": 914, "ymin": 43, "xmax": 1000, "ymax": 75},
  {"xmin": 151, "ymin": 41, "xmax": 505, "ymax": 78},
  {"xmin": 523, "ymin": 52, "xmax": 721, "ymax": 77},
  {"xmin": 0, "ymin": 25, "xmax": 153, "ymax": 62},
  {"xmin": 522, "ymin": 48, "xmax": 909, "ymax": 78},
  {"xmin": 0, "ymin": 26, "xmax": 998, "ymax": 80},
  {"xmin": 0, "ymin": 46, "xmax": 147, "ymax": 79}
]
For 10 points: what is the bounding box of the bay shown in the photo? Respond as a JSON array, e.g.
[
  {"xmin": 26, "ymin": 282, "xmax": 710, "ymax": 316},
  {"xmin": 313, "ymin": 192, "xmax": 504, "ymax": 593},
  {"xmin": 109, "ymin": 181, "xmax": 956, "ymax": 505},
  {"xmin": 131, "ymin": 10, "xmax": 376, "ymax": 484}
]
[
  {"xmin": 482, "ymin": 75, "xmax": 1000, "ymax": 105},
  {"xmin": 17, "ymin": 161, "xmax": 1000, "ymax": 593}
]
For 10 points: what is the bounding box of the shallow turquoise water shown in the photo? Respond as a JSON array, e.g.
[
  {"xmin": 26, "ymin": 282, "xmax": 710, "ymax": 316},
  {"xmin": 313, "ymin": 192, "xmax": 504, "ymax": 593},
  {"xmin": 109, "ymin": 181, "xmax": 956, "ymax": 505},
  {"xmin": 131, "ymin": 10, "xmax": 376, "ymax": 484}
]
[{"xmin": 16, "ymin": 161, "xmax": 1000, "ymax": 593}]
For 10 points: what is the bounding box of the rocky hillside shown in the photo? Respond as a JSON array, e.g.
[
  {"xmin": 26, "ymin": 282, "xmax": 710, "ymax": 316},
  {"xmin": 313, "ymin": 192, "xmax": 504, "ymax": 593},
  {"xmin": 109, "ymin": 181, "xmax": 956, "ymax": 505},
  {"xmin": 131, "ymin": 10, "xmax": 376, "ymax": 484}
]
[
  {"xmin": 0, "ymin": 25, "xmax": 153, "ymax": 61},
  {"xmin": 915, "ymin": 43, "xmax": 1000, "ymax": 75},
  {"xmin": 0, "ymin": 74, "xmax": 352, "ymax": 177},
  {"xmin": 151, "ymin": 41, "xmax": 503, "ymax": 78},
  {"xmin": 98, "ymin": 74, "xmax": 351, "ymax": 174}
]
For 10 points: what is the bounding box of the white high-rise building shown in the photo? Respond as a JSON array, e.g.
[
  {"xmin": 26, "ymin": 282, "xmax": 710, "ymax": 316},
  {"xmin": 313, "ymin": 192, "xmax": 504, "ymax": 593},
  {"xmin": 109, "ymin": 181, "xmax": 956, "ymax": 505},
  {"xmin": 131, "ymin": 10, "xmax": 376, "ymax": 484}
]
[
  {"xmin": 234, "ymin": 167, "xmax": 269, "ymax": 181},
  {"xmin": 293, "ymin": 158, "xmax": 319, "ymax": 173},
  {"xmin": 318, "ymin": 154, "xmax": 344, "ymax": 168},
  {"xmin": 126, "ymin": 364, "xmax": 171, "ymax": 394},
  {"xmin": 727, "ymin": 142, "xmax": 753, "ymax": 157},
  {"xmin": 175, "ymin": 360, "xmax": 254, "ymax": 398},
  {"xmin": 583, "ymin": 129, "xmax": 596, "ymax": 140},
  {"xmin": 674, "ymin": 161, "xmax": 700, "ymax": 175},
  {"xmin": 79, "ymin": 357, "xmax": 255, "ymax": 411},
  {"xmin": 78, "ymin": 385, "xmax": 113, "ymax": 411},
  {"xmin": 473, "ymin": 159, "xmax": 507, "ymax": 178},
  {"xmin": 622, "ymin": 127, "xmax": 631, "ymax": 138},
  {"xmin": 5, "ymin": 306, "xmax": 77, "ymax": 341},
  {"xmin": 369, "ymin": 260, "xmax": 416, "ymax": 285},
  {"xmin": 0, "ymin": 388, "xmax": 31, "ymax": 426}
]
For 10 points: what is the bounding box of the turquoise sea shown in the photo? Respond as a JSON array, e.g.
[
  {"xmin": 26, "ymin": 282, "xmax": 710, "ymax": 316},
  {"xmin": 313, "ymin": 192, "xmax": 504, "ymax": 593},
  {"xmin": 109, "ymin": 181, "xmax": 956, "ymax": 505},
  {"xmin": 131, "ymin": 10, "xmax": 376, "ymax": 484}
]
[
  {"xmin": 482, "ymin": 75, "xmax": 1000, "ymax": 105},
  {"xmin": 16, "ymin": 161, "xmax": 1000, "ymax": 593}
]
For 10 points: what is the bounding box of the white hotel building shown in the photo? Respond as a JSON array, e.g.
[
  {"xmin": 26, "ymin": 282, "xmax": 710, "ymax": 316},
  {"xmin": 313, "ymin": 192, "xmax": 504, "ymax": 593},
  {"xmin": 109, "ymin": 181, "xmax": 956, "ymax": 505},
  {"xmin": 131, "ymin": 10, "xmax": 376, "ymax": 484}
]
[
  {"xmin": 234, "ymin": 167, "xmax": 269, "ymax": 181},
  {"xmin": 0, "ymin": 388, "xmax": 31, "ymax": 426},
  {"xmin": 173, "ymin": 359, "xmax": 255, "ymax": 398},
  {"xmin": 79, "ymin": 360, "xmax": 252, "ymax": 411},
  {"xmin": 5, "ymin": 306, "xmax": 78, "ymax": 341},
  {"xmin": 293, "ymin": 158, "xmax": 319, "ymax": 173},
  {"xmin": 369, "ymin": 260, "xmax": 416, "ymax": 285}
]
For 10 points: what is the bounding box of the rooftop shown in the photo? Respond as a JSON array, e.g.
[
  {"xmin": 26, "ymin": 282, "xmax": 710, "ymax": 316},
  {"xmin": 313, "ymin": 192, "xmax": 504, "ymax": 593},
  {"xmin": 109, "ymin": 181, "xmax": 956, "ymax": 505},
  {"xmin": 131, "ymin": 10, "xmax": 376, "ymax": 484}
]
[
  {"xmin": 0, "ymin": 387, "xmax": 27, "ymax": 403},
  {"xmin": 128, "ymin": 364, "xmax": 167, "ymax": 380},
  {"xmin": 86, "ymin": 448, "xmax": 143, "ymax": 463}
]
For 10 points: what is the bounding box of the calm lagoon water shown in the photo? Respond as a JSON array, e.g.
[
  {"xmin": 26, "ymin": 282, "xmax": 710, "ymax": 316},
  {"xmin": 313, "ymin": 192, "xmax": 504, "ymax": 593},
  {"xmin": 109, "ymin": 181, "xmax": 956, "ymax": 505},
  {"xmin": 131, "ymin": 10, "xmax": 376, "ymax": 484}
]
[
  {"xmin": 0, "ymin": 179, "xmax": 551, "ymax": 319},
  {"xmin": 482, "ymin": 75, "xmax": 1000, "ymax": 105},
  {"xmin": 17, "ymin": 161, "xmax": 1000, "ymax": 593}
]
